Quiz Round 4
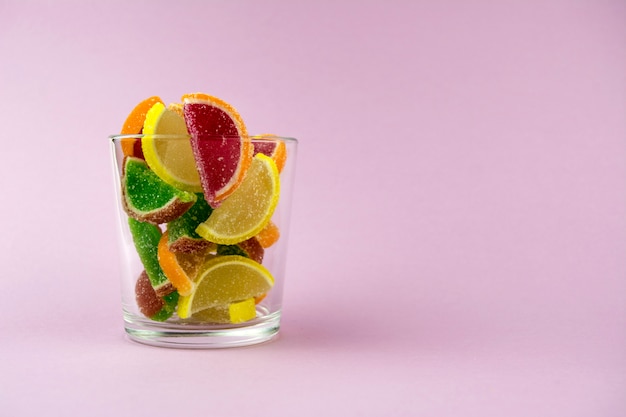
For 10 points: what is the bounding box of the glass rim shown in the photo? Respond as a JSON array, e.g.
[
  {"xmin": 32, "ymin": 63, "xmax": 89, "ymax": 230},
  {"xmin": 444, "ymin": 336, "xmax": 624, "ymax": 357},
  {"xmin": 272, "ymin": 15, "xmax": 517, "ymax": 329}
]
[{"xmin": 109, "ymin": 134, "xmax": 298, "ymax": 143}]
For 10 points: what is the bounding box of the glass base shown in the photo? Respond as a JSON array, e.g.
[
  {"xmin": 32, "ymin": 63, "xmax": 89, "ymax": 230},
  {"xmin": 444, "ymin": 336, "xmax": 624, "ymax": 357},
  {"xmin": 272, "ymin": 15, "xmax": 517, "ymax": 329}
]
[{"xmin": 123, "ymin": 308, "xmax": 281, "ymax": 349}]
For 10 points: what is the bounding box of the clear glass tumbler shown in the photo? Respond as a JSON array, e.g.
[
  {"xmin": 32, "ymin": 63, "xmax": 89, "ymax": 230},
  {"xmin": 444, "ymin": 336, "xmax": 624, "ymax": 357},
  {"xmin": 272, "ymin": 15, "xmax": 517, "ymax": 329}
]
[{"xmin": 109, "ymin": 134, "xmax": 297, "ymax": 348}]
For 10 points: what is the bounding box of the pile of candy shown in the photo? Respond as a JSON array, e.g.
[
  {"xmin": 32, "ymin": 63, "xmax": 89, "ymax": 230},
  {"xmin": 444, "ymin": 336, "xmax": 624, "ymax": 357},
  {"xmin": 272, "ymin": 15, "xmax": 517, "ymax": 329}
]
[{"xmin": 117, "ymin": 93, "xmax": 285, "ymax": 324}]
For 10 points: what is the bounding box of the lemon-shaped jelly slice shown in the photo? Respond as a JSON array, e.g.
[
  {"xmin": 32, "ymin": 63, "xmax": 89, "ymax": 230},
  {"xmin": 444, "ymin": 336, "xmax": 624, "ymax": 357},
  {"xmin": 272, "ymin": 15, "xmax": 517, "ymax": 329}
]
[
  {"xmin": 142, "ymin": 102, "xmax": 202, "ymax": 193},
  {"xmin": 195, "ymin": 153, "xmax": 280, "ymax": 245},
  {"xmin": 177, "ymin": 255, "xmax": 274, "ymax": 319}
]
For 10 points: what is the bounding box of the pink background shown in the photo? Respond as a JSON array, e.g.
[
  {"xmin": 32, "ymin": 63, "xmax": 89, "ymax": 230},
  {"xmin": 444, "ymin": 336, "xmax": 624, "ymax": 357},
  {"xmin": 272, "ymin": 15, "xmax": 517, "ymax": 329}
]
[{"xmin": 1, "ymin": 0, "xmax": 624, "ymax": 415}]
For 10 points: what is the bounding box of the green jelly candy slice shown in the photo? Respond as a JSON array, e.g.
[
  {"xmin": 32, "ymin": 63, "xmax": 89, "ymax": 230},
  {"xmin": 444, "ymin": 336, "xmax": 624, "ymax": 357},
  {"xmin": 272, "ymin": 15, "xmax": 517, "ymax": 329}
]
[
  {"xmin": 150, "ymin": 290, "xmax": 179, "ymax": 322},
  {"xmin": 128, "ymin": 218, "xmax": 173, "ymax": 296},
  {"xmin": 167, "ymin": 193, "xmax": 213, "ymax": 252},
  {"xmin": 122, "ymin": 156, "xmax": 197, "ymax": 225}
]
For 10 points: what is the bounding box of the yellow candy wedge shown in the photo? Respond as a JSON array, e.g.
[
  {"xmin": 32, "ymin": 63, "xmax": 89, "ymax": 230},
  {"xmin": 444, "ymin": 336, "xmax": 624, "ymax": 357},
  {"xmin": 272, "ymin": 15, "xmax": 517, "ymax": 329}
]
[
  {"xmin": 142, "ymin": 102, "xmax": 202, "ymax": 193},
  {"xmin": 195, "ymin": 153, "xmax": 280, "ymax": 245},
  {"xmin": 177, "ymin": 255, "xmax": 274, "ymax": 319}
]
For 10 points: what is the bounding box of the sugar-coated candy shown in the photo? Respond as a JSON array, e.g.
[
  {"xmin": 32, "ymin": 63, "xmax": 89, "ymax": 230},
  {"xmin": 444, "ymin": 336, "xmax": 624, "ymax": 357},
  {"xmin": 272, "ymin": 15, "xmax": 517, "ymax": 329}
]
[
  {"xmin": 122, "ymin": 156, "xmax": 196, "ymax": 225},
  {"xmin": 167, "ymin": 193, "xmax": 213, "ymax": 253},
  {"xmin": 135, "ymin": 270, "xmax": 178, "ymax": 321},
  {"xmin": 128, "ymin": 218, "xmax": 174, "ymax": 297}
]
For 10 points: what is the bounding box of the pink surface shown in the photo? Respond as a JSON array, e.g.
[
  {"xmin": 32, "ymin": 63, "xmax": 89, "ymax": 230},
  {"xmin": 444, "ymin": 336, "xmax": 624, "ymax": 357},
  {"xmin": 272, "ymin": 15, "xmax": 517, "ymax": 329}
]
[{"xmin": 1, "ymin": 1, "xmax": 625, "ymax": 415}]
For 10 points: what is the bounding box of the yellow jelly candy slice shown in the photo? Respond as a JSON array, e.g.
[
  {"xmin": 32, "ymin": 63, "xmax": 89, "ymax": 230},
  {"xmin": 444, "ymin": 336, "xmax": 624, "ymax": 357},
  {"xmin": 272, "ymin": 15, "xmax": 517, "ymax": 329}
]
[
  {"xmin": 177, "ymin": 255, "xmax": 274, "ymax": 319},
  {"xmin": 195, "ymin": 153, "xmax": 280, "ymax": 245},
  {"xmin": 142, "ymin": 102, "xmax": 202, "ymax": 193}
]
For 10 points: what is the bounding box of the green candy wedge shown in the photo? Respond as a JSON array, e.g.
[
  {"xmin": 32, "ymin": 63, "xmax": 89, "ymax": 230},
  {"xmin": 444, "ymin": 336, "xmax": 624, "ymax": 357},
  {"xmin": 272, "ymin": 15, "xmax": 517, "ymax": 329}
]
[
  {"xmin": 122, "ymin": 156, "xmax": 197, "ymax": 225},
  {"xmin": 167, "ymin": 193, "xmax": 213, "ymax": 253},
  {"xmin": 128, "ymin": 218, "xmax": 173, "ymax": 297},
  {"xmin": 150, "ymin": 291, "xmax": 179, "ymax": 322}
]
